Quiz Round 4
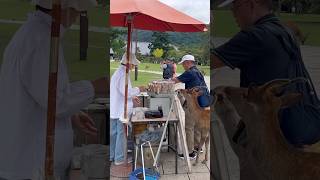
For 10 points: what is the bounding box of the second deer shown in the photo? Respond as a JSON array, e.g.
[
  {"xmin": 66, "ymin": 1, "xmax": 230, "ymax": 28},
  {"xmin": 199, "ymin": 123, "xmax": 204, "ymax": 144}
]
[
  {"xmin": 176, "ymin": 87, "xmax": 210, "ymax": 166},
  {"xmin": 213, "ymin": 79, "xmax": 320, "ymax": 180}
]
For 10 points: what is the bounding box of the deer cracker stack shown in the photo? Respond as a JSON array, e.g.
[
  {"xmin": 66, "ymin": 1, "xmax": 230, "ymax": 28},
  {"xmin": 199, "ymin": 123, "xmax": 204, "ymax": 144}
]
[{"xmin": 147, "ymin": 80, "xmax": 175, "ymax": 94}]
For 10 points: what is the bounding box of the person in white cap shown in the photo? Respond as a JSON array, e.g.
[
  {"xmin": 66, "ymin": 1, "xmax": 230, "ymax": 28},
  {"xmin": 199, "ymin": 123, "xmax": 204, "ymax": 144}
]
[
  {"xmin": 172, "ymin": 54, "xmax": 210, "ymax": 160},
  {"xmin": 0, "ymin": 0, "xmax": 107, "ymax": 179},
  {"xmin": 110, "ymin": 52, "xmax": 145, "ymax": 166}
]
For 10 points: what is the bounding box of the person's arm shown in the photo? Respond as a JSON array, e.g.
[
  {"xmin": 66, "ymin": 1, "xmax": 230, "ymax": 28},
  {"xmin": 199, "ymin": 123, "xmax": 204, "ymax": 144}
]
[
  {"xmin": 172, "ymin": 77, "xmax": 181, "ymax": 83},
  {"xmin": 20, "ymin": 48, "xmax": 95, "ymax": 119},
  {"xmin": 212, "ymin": 29, "xmax": 262, "ymax": 70},
  {"xmin": 116, "ymin": 74, "xmax": 141, "ymax": 98},
  {"xmin": 173, "ymin": 70, "xmax": 191, "ymax": 84},
  {"xmin": 173, "ymin": 63, "xmax": 177, "ymax": 74}
]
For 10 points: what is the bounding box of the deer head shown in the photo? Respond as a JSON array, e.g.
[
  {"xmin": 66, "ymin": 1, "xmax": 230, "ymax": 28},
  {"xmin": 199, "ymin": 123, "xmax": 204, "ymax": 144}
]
[
  {"xmin": 176, "ymin": 88, "xmax": 204, "ymax": 109},
  {"xmin": 176, "ymin": 89, "xmax": 189, "ymax": 108},
  {"xmin": 189, "ymin": 87, "xmax": 204, "ymax": 98}
]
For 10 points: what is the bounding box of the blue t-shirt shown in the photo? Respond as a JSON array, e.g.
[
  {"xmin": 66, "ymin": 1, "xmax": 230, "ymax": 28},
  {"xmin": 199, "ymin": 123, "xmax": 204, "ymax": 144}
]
[
  {"xmin": 163, "ymin": 63, "xmax": 174, "ymax": 79},
  {"xmin": 213, "ymin": 14, "xmax": 290, "ymax": 87},
  {"xmin": 178, "ymin": 66, "xmax": 210, "ymax": 107}
]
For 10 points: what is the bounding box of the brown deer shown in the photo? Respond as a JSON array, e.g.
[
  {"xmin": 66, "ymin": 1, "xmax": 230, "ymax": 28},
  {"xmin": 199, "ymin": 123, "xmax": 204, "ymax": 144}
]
[
  {"xmin": 213, "ymin": 79, "xmax": 320, "ymax": 180},
  {"xmin": 176, "ymin": 88, "xmax": 210, "ymax": 166}
]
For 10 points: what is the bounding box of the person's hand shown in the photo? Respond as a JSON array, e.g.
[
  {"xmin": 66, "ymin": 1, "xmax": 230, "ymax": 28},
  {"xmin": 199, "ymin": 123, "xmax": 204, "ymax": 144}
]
[
  {"xmin": 172, "ymin": 77, "xmax": 180, "ymax": 83},
  {"xmin": 133, "ymin": 96, "xmax": 141, "ymax": 106},
  {"xmin": 139, "ymin": 86, "xmax": 146, "ymax": 92},
  {"xmin": 71, "ymin": 111, "xmax": 98, "ymax": 136},
  {"xmin": 91, "ymin": 77, "xmax": 108, "ymax": 97}
]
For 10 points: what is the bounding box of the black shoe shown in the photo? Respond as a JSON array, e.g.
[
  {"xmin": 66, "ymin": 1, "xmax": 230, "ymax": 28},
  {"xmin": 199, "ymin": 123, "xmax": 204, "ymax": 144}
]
[
  {"xmin": 195, "ymin": 147, "xmax": 204, "ymax": 153},
  {"xmin": 178, "ymin": 151, "xmax": 197, "ymax": 160}
]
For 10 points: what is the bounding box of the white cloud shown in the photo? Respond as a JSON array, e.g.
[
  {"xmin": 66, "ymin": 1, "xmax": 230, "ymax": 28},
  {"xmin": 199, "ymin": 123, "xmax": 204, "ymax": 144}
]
[{"xmin": 159, "ymin": 0, "xmax": 210, "ymax": 24}]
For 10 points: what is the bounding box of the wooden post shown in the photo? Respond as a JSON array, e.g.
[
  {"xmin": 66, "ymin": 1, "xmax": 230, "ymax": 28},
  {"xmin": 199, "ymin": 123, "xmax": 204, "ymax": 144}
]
[
  {"xmin": 123, "ymin": 14, "xmax": 133, "ymax": 164},
  {"xmin": 45, "ymin": 0, "xmax": 60, "ymax": 179},
  {"xmin": 80, "ymin": 11, "xmax": 88, "ymax": 61},
  {"xmin": 134, "ymin": 29, "xmax": 138, "ymax": 81}
]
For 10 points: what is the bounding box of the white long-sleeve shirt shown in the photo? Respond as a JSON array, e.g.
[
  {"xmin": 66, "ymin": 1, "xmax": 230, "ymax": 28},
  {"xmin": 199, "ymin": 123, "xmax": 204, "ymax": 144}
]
[
  {"xmin": 110, "ymin": 65, "xmax": 140, "ymax": 119},
  {"xmin": 0, "ymin": 11, "xmax": 94, "ymax": 179}
]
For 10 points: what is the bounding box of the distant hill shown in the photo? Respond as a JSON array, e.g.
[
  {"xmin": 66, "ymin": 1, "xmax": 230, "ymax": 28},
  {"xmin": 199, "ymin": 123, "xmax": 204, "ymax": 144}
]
[{"xmin": 116, "ymin": 28, "xmax": 206, "ymax": 46}]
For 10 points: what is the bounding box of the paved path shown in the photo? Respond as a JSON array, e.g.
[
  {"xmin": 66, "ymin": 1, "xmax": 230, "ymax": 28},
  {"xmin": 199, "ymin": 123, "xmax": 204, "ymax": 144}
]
[{"xmin": 110, "ymin": 150, "xmax": 210, "ymax": 180}]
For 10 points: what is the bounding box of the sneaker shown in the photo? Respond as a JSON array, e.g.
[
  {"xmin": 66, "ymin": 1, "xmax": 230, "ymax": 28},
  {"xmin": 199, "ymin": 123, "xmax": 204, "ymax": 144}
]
[
  {"xmin": 114, "ymin": 156, "xmax": 133, "ymax": 165},
  {"xmin": 178, "ymin": 151, "xmax": 197, "ymax": 160}
]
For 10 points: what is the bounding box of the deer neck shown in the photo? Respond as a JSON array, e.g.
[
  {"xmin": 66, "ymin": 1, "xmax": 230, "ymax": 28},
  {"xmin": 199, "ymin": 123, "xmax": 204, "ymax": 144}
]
[
  {"xmin": 189, "ymin": 95, "xmax": 202, "ymax": 111},
  {"xmin": 262, "ymin": 108, "xmax": 290, "ymax": 151},
  {"xmin": 246, "ymin": 107, "xmax": 293, "ymax": 173}
]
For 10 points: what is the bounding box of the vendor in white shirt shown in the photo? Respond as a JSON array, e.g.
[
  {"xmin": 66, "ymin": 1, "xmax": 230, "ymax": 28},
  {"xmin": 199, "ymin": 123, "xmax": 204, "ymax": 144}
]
[
  {"xmin": 0, "ymin": 0, "xmax": 108, "ymax": 179},
  {"xmin": 110, "ymin": 52, "xmax": 145, "ymax": 165}
]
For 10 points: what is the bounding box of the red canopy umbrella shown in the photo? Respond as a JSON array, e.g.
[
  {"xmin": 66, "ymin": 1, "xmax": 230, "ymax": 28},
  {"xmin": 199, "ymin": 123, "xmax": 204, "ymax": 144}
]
[
  {"xmin": 110, "ymin": 0, "xmax": 207, "ymax": 171},
  {"xmin": 111, "ymin": 0, "xmax": 207, "ymax": 32}
]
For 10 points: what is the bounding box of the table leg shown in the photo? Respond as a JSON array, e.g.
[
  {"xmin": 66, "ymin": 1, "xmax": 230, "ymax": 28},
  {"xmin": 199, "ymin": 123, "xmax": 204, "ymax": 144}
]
[
  {"xmin": 132, "ymin": 124, "xmax": 135, "ymax": 171},
  {"xmin": 175, "ymin": 122, "xmax": 178, "ymax": 174},
  {"xmin": 168, "ymin": 123, "xmax": 170, "ymax": 153}
]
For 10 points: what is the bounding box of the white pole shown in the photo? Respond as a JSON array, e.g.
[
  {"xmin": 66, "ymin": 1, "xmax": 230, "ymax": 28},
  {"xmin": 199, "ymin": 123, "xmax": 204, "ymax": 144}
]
[{"xmin": 153, "ymin": 96, "xmax": 175, "ymax": 167}]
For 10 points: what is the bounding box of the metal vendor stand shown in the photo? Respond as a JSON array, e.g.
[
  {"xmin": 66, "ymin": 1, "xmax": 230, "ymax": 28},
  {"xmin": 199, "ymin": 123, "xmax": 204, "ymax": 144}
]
[{"xmin": 130, "ymin": 93, "xmax": 192, "ymax": 174}]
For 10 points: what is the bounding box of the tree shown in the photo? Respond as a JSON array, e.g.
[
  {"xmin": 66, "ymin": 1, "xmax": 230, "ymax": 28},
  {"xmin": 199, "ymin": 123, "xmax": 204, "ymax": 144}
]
[
  {"xmin": 309, "ymin": 0, "xmax": 320, "ymax": 13},
  {"xmin": 110, "ymin": 28, "xmax": 126, "ymax": 59},
  {"xmin": 152, "ymin": 48, "xmax": 164, "ymax": 58},
  {"xmin": 148, "ymin": 32, "xmax": 172, "ymax": 59},
  {"xmin": 199, "ymin": 28, "xmax": 210, "ymax": 66}
]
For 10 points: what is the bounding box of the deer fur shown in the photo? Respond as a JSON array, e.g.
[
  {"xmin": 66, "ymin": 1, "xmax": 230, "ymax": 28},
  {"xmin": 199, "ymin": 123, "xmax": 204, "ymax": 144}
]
[
  {"xmin": 213, "ymin": 79, "xmax": 320, "ymax": 180},
  {"xmin": 176, "ymin": 88, "xmax": 210, "ymax": 166}
]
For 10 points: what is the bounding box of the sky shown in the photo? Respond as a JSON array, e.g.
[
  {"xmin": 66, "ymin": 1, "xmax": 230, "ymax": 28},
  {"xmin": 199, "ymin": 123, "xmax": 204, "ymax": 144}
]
[{"xmin": 159, "ymin": 0, "xmax": 210, "ymax": 24}]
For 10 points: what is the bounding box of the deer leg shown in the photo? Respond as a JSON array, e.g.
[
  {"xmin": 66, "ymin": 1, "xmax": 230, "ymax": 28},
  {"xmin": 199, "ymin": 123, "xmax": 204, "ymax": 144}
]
[
  {"xmin": 202, "ymin": 135, "xmax": 209, "ymax": 164},
  {"xmin": 194, "ymin": 136, "xmax": 206, "ymax": 166}
]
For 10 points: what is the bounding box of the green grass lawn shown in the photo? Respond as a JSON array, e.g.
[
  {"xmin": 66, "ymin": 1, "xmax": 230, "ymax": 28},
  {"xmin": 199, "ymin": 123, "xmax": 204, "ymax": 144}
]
[
  {"xmin": 213, "ymin": 10, "xmax": 320, "ymax": 46},
  {"xmin": 110, "ymin": 61, "xmax": 210, "ymax": 75},
  {"xmin": 110, "ymin": 61, "xmax": 210, "ymax": 87},
  {"xmin": 110, "ymin": 68, "xmax": 163, "ymax": 87}
]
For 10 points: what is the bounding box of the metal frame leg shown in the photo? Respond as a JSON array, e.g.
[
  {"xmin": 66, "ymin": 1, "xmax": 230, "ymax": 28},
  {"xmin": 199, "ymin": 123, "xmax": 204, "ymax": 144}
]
[
  {"xmin": 135, "ymin": 144, "xmax": 138, "ymax": 170},
  {"xmin": 141, "ymin": 143, "xmax": 146, "ymax": 180}
]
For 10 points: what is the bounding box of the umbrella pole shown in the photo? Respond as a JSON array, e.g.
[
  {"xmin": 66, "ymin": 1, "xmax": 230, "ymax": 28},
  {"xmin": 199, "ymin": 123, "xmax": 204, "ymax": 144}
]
[
  {"xmin": 134, "ymin": 29, "xmax": 138, "ymax": 81},
  {"xmin": 45, "ymin": 0, "xmax": 61, "ymax": 179},
  {"xmin": 123, "ymin": 16, "xmax": 132, "ymax": 165}
]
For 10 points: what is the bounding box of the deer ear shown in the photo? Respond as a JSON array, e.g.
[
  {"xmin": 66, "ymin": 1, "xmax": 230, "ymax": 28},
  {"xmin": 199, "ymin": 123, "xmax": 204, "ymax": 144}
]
[{"xmin": 280, "ymin": 93, "xmax": 303, "ymax": 108}]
